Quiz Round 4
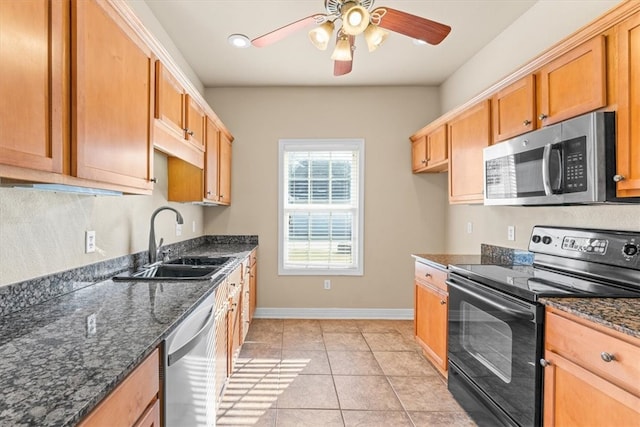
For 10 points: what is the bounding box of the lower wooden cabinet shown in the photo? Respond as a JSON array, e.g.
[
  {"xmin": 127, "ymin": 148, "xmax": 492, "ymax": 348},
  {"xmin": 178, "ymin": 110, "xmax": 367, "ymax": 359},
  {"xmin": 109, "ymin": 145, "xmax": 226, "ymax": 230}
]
[
  {"xmin": 542, "ymin": 307, "xmax": 640, "ymax": 426},
  {"xmin": 227, "ymin": 265, "xmax": 243, "ymax": 376},
  {"xmin": 414, "ymin": 261, "xmax": 449, "ymax": 376},
  {"xmin": 78, "ymin": 348, "xmax": 160, "ymax": 427}
]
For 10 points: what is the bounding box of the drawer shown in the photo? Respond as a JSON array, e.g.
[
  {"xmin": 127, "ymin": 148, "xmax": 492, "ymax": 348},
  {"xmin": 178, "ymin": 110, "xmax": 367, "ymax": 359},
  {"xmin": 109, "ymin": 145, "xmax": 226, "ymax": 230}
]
[
  {"xmin": 546, "ymin": 310, "xmax": 640, "ymax": 396},
  {"xmin": 79, "ymin": 348, "xmax": 159, "ymax": 427},
  {"xmin": 415, "ymin": 261, "xmax": 447, "ymax": 292}
]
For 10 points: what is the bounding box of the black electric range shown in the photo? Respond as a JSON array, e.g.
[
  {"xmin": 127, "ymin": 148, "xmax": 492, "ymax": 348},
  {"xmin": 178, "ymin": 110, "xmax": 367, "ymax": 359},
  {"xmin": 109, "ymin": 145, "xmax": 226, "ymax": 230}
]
[{"xmin": 446, "ymin": 226, "xmax": 640, "ymax": 427}]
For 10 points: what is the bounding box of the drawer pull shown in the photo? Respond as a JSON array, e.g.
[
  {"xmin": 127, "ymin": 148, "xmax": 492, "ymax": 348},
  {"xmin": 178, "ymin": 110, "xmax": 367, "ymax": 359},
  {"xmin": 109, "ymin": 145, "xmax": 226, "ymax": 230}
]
[
  {"xmin": 440, "ymin": 300, "xmax": 446, "ymax": 305},
  {"xmin": 425, "ymin": 273, "xmax": 432, "ymax": 278},
  {"xmin": 600, "ymin": 352, "xmax": 616, "ymax": 363},
  {"xmin": 540, "ymin": 359, "xmax": 552, "ymax": 367},
  {"xmin": 523, "ymin": 119, "xmax": 531, "ymax": 126}
]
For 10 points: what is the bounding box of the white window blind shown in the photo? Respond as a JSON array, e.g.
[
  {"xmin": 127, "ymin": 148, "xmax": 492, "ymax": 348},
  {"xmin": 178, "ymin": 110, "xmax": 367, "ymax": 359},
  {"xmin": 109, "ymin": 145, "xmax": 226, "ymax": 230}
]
[{"xmin": 279, "ymin": 139, "xmax": 364, "ymax": 275}]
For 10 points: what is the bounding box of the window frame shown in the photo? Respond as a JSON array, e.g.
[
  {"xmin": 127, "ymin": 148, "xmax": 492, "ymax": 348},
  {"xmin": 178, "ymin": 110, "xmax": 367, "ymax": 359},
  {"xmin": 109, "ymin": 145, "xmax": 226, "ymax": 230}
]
[{"xmin": 278, "ymin": 138, "xmax": 365, "ymax": 276}]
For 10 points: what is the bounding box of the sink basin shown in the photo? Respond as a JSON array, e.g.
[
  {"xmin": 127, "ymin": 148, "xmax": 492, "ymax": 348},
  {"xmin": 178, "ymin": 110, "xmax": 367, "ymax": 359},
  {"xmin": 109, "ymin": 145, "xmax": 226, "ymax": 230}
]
[
  {"xmin": 113, "ymin": 264, "xmax": 222, "ymax": 281},
  {"xmin": 164, "ymin": 256, "xmax": 232, "ymax": 266}
]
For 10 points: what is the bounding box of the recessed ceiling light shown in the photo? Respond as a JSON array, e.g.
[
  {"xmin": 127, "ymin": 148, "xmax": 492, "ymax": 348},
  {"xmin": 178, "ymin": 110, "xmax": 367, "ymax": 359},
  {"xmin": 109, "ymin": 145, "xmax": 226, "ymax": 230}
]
[
  {"xmin": 413, "ymin": 38, "xmax": 428, "ymax": 46},
  {"xmin": 228, "ymin": 34, "xmax": 251, "ymax": 48}
]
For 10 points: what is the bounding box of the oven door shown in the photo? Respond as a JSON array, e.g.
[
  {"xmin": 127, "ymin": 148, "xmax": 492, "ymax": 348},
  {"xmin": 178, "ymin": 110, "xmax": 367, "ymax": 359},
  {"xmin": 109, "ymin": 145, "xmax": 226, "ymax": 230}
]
[{"xmin": 447, "ymin": 274, "xmax": 543, "ymax": 427}]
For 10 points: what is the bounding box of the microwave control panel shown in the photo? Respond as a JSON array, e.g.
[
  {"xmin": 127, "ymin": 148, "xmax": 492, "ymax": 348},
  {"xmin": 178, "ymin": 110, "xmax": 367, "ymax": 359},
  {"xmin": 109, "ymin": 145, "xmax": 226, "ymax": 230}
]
[{"xmin": 562, "ymin": 136, "xmax": 587, "ymax": 193}]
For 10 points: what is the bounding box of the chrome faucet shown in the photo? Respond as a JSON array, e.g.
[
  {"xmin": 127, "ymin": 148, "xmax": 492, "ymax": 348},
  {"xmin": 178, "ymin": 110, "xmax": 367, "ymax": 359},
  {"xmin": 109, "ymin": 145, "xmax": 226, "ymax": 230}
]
[{"xmin": 148, "ymin": 206, "xmax": 184, "ymax": 264}]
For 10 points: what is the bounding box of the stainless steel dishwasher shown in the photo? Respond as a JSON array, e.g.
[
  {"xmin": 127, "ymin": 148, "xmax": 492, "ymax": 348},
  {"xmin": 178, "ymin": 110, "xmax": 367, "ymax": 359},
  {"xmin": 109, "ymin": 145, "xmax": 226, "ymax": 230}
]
[{"xmin": 164, "ymin": 290, "xmax": 217, "ymax": 427}]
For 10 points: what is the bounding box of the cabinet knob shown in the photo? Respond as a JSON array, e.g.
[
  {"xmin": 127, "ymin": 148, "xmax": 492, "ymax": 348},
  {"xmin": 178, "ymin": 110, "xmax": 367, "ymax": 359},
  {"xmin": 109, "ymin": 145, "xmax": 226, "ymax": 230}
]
[
  {"xmin": 600, "ymin": 352, "xmax": 616, "ymax": 363},
  {"xmin": 613, "ymin": 175, "xmax": 625, "ymax": 183},
  {"xmin": 539, "ymin": 358, "xmax": 552, "ymax": 367},
  {"xmin": 440, "ymin": 300, "xmax": 446, "ymax": 305},
  {"xmin": 188, "ymin": 130, "xmax": 195, "ymax": 136},
  {"xmin": 150, "ymin": 178, "xmax": 157, "ymax": 183},
  {"xmin": 523, "ymin": 119, "xmax": 531, "ymax": 126},
  {"xmin": 538, "ymin": 114, "xmax": 548, "ymax": 121},
  {"xmin": 421, "ymin": 159, "xmax": 427, "ymax": 164},
  {"xmin": 425, "ymin": 273, "xmax": 432, "ymax": 278},
  {"xmin": 207, "ymin": 191, "xmax": 212, "ymax": 195}
]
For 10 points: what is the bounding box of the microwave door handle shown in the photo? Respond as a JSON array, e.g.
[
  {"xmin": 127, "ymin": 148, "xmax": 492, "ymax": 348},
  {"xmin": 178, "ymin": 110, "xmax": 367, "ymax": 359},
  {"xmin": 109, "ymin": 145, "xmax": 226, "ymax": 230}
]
[{"xmin": 542, "ymin": 143, "xmax": 553, "ymax": 196}]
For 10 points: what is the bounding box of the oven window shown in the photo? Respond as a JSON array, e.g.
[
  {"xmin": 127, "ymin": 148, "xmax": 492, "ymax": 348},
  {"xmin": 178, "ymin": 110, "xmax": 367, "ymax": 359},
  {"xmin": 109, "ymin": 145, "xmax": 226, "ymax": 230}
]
[{"xmin": 461, "ymin": 301, "xmax": 513, "ymax": 383}]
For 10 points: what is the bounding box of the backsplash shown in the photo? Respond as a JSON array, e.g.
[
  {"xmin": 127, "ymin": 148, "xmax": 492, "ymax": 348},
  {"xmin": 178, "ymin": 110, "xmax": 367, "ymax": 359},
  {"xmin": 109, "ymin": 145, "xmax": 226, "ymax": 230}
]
[
  {"xmin": 481, "ymin": 244, "xmax": 534, "ymax": 265},
  {"xmin": 0, "ymin": 235, "xmax": 257, "ymax": 317}
]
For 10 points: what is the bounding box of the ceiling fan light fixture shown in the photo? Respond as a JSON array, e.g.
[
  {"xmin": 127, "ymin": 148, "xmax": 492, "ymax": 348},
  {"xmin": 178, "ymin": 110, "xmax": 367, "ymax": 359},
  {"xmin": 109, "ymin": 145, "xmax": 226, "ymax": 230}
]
[
  {"xmin": 364, "ymin": 24, "xmax": 388, "ymax": 52},
  {"xmin": 331, "ymin": 35, "xmax": 352, "ymax": 61},
  {"xmin": 342, "ymin": 5, "xmax": 370, "ymax": 35},
  {"xmin": 308, "ymin": 21, "xmax": 335, "ymax": 50}
]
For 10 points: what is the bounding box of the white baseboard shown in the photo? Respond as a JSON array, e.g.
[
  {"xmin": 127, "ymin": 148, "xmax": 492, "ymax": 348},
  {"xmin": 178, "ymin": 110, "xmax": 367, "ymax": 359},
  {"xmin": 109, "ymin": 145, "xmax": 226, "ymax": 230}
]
[{"xmin": 253, "ymin": 307, "xmax": 414, "ymax": 320}]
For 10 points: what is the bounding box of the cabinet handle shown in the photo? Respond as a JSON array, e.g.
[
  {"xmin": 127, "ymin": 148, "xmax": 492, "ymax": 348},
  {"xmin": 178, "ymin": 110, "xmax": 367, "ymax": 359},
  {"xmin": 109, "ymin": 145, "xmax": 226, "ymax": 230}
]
[
  {"xmin": 613, "ymin": 175, "xmax": 625, "ymax": 183},
  {"xmin": 523, "ymin": 119, "xmax": 531, "ymax": 126},
  {"xmin": 538, "ymin": 114, "xmax": 548, "ymax": 121},
  {"xmin": 539, "ymin": 358, "xmax": 551, "ymax": 367},
  {"xmin": 440, "ymin": 300, "xmax": 446, "ymax": 305},
  {"xmin": 600, "ymin": 352, "xmax": 616, "ymax": 362}
]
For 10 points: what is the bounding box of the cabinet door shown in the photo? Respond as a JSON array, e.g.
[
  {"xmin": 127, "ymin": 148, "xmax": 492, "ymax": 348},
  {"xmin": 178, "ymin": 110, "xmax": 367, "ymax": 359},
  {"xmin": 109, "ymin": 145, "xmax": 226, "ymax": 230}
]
[
  {"xmin": 492, "ymin": 75, "xmax": 536, "ymax": 142},
  {"xmin": 72, "ymin": 0, "xmax": 153, "ymax": 190},
  {"xmin": 538, "ymin": 36, "xmax": 606, "ymax": 126},
  {"xmin": 415, "ymin": 281, "xmax": 448, "ymax": 373},
  {"xmin": 204, "ymin": 118, "xmax": 220, "ymax": 202},
  {"xmin": 427, "ymin": 124, "xmax": 448, "ymax": 170},
  {"xmin": 134, "ymin": 399, "xmax": 160, "ymax": 427},
  {"xmin": 411, "ymin": 136, "xmax": 428, "ymax": 172},
  {"xmin": 155, "ymin": 61, "xmax": 185, "ymax": 139},
  {"xmin": 542, "ymin": 350, "xmax": 640, "ymax": 426},
  {"xmin": 249, "ymin": 257, "xmax": 257, "ymax": 322},
  {"xmin": 615, "ymin": 13, "xmax": 640, "ymax": 198},
  {"xmin": 218, "ymin": 132, "xmax": 232, "ymax": 205},
  {"xmin": 448, "ymin": 99, "xmax": 491, "ymax": 204},
  {"xmin": 185, "ymin": 95, "xmax": 206, "ymax": 151},
  {"xmin": 214, "ymin": 282, "xmax": 229, "ymax": 403},
  {"xmin": 0, "ymin": 0, "xmax": 67, "ymax": 174}
]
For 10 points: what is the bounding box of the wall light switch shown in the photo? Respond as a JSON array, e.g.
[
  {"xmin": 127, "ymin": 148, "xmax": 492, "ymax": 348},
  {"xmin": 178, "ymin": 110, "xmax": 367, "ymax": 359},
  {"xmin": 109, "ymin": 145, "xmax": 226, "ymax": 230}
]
[
  {"xmin": 508, "ymin": 225, "xmax": 516, "ymax": 241},
  {"xmin": 192, "ymin": 220, "xmax": 196, "ymax": 233},
  {"xmin": 466, "ymin": 222, "xmax": 473, "ymax": 234},
  {"xmin": 85, "ymin": 230, "xmax": 96, "ymax": 253},
  {"xmin": 176, "ymin": 223, "xmax": 183, "ymax": 237}
]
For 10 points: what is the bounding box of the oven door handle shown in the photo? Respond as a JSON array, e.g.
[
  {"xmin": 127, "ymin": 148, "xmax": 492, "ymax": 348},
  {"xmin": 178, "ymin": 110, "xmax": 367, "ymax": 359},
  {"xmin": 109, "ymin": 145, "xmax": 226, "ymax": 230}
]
[{"xmin": 446, "ymin": 280, "xmax": 535, "ymax": 321}]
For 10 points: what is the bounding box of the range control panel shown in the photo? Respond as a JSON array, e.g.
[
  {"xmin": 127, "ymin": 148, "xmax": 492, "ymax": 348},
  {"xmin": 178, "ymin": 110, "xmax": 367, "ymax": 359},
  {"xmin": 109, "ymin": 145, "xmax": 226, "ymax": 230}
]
[{"xmin": 529, "ymin": 226, "xmax": 640, "ymax": 269}]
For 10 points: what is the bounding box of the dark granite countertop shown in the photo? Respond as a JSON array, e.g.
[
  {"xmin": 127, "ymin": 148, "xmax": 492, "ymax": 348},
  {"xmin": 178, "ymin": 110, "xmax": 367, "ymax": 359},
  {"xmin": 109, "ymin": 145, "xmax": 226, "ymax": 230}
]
[
  {"xmin": 412, "ymin": 254, "xmax": 482, "ymax": 270},
  {"xmin": 540, "ymin": 297, "xmax": 640, "ymax": 340},
  {"xmin": 0, "ymin": 241, "xmax": 257, "ymax": 427}
]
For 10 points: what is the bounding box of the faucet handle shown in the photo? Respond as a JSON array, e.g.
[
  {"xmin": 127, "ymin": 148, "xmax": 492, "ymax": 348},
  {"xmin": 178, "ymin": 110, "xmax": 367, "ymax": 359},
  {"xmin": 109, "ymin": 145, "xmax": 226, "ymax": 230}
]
[{"xmin": 160, "ymin": 248, "xmax": 172, "ymax": 262}]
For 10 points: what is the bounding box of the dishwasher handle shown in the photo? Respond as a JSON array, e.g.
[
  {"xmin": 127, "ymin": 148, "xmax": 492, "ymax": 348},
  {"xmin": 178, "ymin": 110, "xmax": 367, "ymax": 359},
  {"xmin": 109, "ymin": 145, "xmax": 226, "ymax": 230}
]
[{"xmin": 167, "ymin": 304, "xmax": 215, "ymax": 366}]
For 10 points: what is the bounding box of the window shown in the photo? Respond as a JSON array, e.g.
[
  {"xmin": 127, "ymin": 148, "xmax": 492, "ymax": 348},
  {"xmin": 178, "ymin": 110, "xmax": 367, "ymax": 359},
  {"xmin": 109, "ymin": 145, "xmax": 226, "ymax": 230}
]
[{"xmin": 279, "ymin": 139, "xmax": 364, "ymax": 275}]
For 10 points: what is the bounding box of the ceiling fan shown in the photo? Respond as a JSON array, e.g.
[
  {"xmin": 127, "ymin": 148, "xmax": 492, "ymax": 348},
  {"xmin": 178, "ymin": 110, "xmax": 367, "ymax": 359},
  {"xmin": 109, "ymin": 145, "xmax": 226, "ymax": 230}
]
[{"xmin": 251, "ymin": 0, "xmax": 451, "ymax": 77}]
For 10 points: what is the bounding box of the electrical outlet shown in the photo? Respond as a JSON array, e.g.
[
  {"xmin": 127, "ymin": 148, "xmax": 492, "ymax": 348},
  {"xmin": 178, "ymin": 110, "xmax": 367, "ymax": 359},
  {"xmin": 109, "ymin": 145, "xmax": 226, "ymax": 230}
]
[
  {"xmin": 86, "ymin": 313, "xmax": 97, "ymax": 336},
  {"xmin": 466, "ymin": 222, "xmax": 473, "ymax": 234},
  {"xmin": 324, "ymin": 279, "xmax": 331, "ymax": 290},
  {"xmin": 508, "ymin": 225, "xmax": 516, "ymax": 241},
  {"xmin": 176, "ymin": 223, "xmax": 183, "ymax": 237},
  {"xmin": 85, "ymin": 230, "xmax": 96, "ymax": 253},
  {"xmin": 192, "ymin": 220, "xmax": 196, "ymax": 233}
]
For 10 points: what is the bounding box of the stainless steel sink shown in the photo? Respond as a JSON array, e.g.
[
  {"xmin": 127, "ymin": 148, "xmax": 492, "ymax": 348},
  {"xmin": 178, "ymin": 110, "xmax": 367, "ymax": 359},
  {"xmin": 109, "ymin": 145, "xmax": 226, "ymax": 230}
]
[
  {"xmin": 164, "ymin": 256, "xmax": 232, "ymax": 266},
  {"xmin": 113, "ymin": 264, "xmax": 222, "ymax": 281}
]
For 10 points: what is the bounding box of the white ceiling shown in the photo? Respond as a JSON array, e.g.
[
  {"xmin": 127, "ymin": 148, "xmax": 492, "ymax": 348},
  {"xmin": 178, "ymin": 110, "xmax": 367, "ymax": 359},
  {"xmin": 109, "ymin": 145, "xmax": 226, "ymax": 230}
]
[{"xmin": 143, "ymin": 0, "xmax": 538, "ymax": 87}]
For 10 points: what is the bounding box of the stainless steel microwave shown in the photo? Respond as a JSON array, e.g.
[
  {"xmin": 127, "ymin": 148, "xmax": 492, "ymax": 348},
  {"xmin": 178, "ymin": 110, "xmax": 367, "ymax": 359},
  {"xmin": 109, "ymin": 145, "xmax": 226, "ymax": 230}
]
[{"xmin": 483, "ymin": 111, "xmax": 630, "ymax": 206}]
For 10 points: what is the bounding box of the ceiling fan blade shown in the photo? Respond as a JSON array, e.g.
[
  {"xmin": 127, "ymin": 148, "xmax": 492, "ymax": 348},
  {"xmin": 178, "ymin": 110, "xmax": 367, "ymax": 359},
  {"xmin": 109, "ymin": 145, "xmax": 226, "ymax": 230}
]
[
  {"xmin": 334, "ymin": 35, "xmax": 355, "ymax": 76},
  {"xmin": 373, "ymin": 7, "xmax": 451, "ymax": 45},
  {"xmin": 251, "ymin": 14, "xmax": 327, "ymax": 47}
]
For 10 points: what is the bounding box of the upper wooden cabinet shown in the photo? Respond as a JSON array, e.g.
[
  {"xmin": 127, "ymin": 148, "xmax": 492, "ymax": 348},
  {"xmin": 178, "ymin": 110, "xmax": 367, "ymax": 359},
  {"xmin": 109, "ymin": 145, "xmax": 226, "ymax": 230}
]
[
  {"xmin": 411, "ymin": 124, "xmax": 448, "ymax": 173},
  {"xmin": 448, "ymin": 100, "xmax": 492, "ymax": 204},
  {"xmin": 167, "ymin": 117, "xmax": 233, "ymax": 205},
  {"xmin": 0, "ymin": 0, "xmax": 67, "ymax": 175},
  {"xmin": 492, "ymin": 75, "xmax": 536, "ymax": 142},
  {"xmin": 0, "ymin": 0, "xmax": 153, "ymax": 194},
  {"xmin": 537, "ymin": 35, "xmax": 607, "ymax": 127},
  {"xmin": 615, "ymin": 12, "xmax": 640, "ymax": 198},
  {"xmin": 542, "ymin": 307, "xmax": 640, "ymax": 426},
  {"xmin": 153, "ymin": 61, "xmax": 205, "ymax": 169},
  {"xmin": 72, "ymin": 0, "xmax": 154, "ymax": 191}
]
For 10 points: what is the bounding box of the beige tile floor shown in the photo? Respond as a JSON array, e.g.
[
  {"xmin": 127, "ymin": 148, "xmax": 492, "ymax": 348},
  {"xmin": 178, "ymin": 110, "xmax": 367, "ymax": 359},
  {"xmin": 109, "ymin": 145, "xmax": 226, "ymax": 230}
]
[{"xmin": 217, "ymin": 319, "xmax": 477, "ymax": 427}]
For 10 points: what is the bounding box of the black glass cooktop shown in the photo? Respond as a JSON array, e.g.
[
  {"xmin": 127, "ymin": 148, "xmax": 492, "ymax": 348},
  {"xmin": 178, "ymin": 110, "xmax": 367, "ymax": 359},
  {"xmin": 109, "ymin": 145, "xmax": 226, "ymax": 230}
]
[{"xmin": 448, "ymin": 263, "xmax": 640, "ymax": 302}]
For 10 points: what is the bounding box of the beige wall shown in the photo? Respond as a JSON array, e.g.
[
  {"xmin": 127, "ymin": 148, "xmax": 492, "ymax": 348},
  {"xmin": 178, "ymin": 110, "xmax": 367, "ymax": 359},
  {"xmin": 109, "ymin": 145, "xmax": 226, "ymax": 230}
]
[
  {"xmin": 0, "ymin": 152, "xmax": 204, "ymax": 286},
  {"xmin": 203, "ymin": 87, "xmax": 446, "ymax": 310}
]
